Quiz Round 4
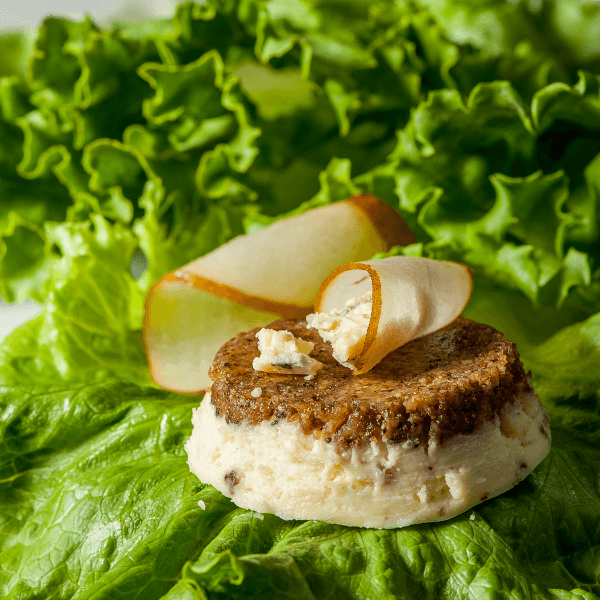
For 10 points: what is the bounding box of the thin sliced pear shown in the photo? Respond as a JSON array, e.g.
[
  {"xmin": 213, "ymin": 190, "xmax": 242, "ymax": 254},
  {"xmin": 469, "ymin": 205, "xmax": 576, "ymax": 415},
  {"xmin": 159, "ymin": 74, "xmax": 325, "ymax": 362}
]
[
  {"xmin": 314, "ymin": 257, "xmax": 473, "ymax": 374},
  {"xmin": 145, "ymin": 195, "xmax": 413, "ymax": 393}
]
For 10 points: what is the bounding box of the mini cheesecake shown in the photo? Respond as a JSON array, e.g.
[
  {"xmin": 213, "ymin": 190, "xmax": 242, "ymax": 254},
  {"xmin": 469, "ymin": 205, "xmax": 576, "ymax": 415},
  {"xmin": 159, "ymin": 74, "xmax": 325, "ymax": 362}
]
[{"xmin": 185, "ymin": 318, "xmax": 550, "ymax": 528}]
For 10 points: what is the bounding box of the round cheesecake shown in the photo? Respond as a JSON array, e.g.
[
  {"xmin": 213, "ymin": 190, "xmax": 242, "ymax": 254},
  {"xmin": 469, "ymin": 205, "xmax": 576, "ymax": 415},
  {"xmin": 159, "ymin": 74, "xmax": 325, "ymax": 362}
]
[{"xmin": 185, "ymin": 318, "xmax": 550, "ymax": 528}]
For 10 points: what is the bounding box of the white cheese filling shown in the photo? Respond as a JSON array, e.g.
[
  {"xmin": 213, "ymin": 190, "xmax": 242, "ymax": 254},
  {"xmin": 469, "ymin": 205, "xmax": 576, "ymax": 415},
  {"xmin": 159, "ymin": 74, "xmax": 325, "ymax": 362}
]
[
  {"xmin": 186, "ymin": 388, "xmax": 550, "ymax": 529},
  {"xmin": 252, "ymin": 328, "xmax": 323, "ymax": 377},
  {"xmin": 306, "ymin": 292, "xmax": 372, "ymax": 369}
]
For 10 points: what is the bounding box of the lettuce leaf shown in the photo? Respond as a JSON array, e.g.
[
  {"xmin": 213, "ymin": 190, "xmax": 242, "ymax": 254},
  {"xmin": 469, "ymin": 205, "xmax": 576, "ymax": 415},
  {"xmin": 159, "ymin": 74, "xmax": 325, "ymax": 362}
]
[
  {"xmin": 0, "ymin": 376, "xmax": 229, "ymax": 600},
  {"xmin": 0, "ymin": 178, "xmax": 598, "ymax": 600},
  {"xmin": 363, "ymin": 71, "xmax": 600, "ymax": 332},
  {"xmin": 1, "ymin": 334, "xmax": 598, "ymax": 600},
  {"xmin": 7, "ymin": 0, "xmax": 594, "ymax": 301},
  {"xmin": 1, "ymin": 223, "xmax": 599, "ymax": 600},
  {"xmin": 0, "ymin": 214, "xmax": 148, "ymax": 387}
]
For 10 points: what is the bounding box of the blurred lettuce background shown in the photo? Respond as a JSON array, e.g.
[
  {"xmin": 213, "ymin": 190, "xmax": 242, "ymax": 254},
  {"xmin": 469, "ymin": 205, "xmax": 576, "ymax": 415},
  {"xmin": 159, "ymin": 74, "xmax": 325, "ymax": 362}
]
[
  {"xmin": 0, "ymin": 0, "xmax": 175, "ymax": 339},
  {"xmin": 1, "ymin": 0, "xmax": 600, "ymax": 345}
]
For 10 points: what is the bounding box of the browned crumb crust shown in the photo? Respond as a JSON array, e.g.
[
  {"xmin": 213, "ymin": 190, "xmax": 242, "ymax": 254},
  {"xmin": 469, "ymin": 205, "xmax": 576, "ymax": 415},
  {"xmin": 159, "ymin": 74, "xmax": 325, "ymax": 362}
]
[{"xmin": 208, "ymin": 318, "xmax": 532, "ymax": 450}]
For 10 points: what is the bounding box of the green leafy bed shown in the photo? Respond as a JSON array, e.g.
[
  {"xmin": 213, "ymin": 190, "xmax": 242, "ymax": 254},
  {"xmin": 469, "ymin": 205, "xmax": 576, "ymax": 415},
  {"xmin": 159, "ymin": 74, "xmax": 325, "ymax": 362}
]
[{"xmin": 1, "ymin": 1, "xmax": 599, "ymax": 598}]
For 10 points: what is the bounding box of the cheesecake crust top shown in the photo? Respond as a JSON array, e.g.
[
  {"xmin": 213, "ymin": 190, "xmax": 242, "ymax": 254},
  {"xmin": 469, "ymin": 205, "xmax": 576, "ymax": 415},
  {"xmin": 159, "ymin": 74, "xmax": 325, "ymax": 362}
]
[{"xmin": 208, "ymin": 318, "xmax": 532, "ymax": 450}]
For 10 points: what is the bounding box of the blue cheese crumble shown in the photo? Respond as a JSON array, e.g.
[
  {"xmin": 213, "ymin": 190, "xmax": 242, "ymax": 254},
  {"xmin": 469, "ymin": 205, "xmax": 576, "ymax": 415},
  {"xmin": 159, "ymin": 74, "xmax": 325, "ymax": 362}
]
[
  {"xmin": 306, "ymin": 293, "xmax": 372, "ymax": 369},
  {"xmin": 253, "ymin": 328, "xmax": 323, "ymax": 377}
]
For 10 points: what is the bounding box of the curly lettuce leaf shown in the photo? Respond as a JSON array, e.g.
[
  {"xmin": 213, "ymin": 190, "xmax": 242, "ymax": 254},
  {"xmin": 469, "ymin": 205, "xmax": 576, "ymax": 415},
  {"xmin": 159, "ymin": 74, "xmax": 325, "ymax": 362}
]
[
  {"xmin": 362, "ymin": 73, "xmax": 600, "ymax": 324},
  {"xmin": 0, "ymin": 214, "xmax": 148, "ymax": 387},
  {"xmin": 5, "ymin": 0, "xmax": 597, "ymax": 303},
  {"xmin": 419, "ymin": 0, "xmax": 600, "ymax": 87}
]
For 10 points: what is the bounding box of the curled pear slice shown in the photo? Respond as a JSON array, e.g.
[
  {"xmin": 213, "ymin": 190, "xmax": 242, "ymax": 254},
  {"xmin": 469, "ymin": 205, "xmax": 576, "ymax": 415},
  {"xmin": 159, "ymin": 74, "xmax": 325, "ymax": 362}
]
[
  {"xmin": 144, "ymin": 195, "xmax": 413, "ymax": 393},
  {"xmin": 312, "ymin": 256, "xmax": 472, "ymax": 374}
]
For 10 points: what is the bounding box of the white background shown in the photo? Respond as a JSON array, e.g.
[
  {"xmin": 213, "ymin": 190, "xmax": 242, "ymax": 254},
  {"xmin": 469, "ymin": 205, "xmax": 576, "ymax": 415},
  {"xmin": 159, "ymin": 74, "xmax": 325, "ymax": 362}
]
[{"xmin": 0, "ymin": 0, "xmax": 176, "ymax": 31}]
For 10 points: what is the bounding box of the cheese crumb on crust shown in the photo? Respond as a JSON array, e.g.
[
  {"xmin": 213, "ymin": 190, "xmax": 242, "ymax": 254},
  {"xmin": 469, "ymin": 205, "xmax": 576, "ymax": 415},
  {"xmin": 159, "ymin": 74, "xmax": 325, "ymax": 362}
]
[
  {"xmin": 306, "ymin": 293, "xmax": 372, "ymax": 369},
  {"xmin": 252, "ymin": 328, "xmax": 323, "ymax": 376}
]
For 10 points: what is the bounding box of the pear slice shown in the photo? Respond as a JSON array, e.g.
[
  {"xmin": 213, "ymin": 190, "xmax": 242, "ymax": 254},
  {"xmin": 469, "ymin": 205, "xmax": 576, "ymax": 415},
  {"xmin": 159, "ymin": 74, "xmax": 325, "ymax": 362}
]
[
  {"xmin": 311, "ymin": 256, "xmax": 472, "ymax": 374},
  {"xmin": 144, "ymin": 195, "xmax": 413, "ymax": 393}
]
